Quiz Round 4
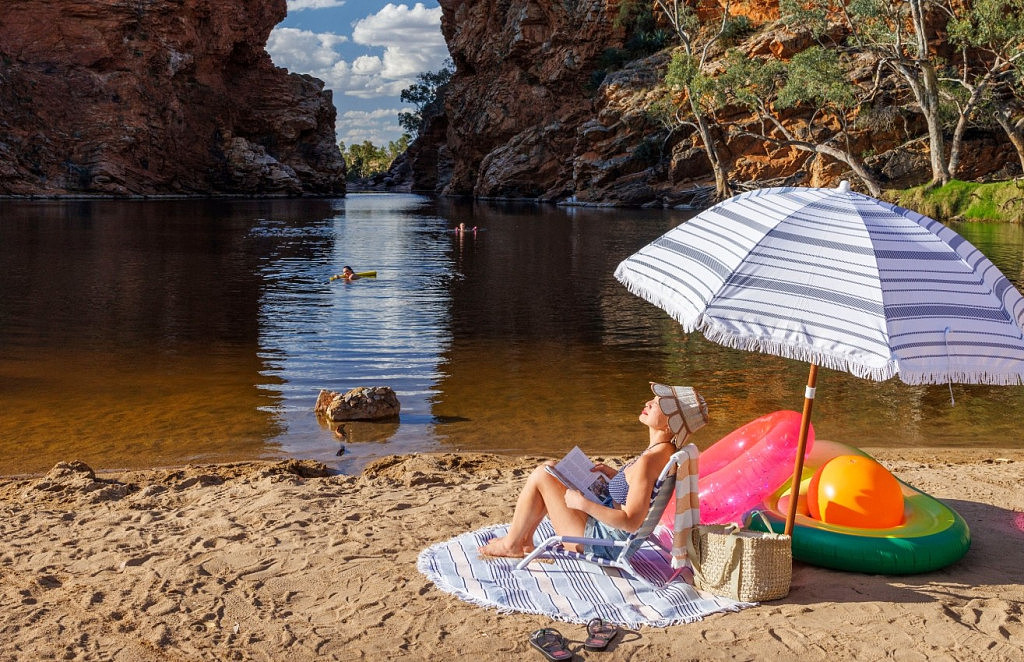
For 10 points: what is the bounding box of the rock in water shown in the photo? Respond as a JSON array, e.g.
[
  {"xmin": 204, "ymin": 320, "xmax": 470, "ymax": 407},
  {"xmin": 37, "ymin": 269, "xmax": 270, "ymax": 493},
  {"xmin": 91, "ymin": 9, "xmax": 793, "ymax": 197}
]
[{"xmin": 315, "ymin": 387, "xmax": 400, "ymax": 421}]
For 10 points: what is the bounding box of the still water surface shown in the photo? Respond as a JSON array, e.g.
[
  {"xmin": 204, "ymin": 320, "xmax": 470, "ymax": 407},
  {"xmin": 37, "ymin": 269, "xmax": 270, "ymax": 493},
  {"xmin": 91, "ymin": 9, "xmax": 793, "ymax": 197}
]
[{"xmin": 2, "ymin": 194, "xmax": 1023, "ymax": 476}]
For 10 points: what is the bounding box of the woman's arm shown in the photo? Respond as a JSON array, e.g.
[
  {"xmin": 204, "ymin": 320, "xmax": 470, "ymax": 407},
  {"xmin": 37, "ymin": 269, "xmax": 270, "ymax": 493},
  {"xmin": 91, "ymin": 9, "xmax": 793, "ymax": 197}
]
[{"xmin": 565, "ymin": 453, "xmax": 664, "ymax": 532}]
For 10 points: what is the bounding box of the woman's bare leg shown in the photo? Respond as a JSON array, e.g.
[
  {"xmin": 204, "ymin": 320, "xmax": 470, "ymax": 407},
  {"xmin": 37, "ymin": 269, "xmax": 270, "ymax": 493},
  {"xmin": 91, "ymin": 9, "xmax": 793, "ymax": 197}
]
[{"xmin": 479, "ymin": 464, "xmax": 588, "ymax": 557}]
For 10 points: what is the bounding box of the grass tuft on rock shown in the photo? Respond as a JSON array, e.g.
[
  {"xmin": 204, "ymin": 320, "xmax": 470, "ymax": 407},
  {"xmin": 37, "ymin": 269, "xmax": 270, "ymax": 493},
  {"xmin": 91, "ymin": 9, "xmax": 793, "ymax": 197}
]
[{"xmin": 887, "ymin": 180, "xmax": 1024, "ymax": 223}]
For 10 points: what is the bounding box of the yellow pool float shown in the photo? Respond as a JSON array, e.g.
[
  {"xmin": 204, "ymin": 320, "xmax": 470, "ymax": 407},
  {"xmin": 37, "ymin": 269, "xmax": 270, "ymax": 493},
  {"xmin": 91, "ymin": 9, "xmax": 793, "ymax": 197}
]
[{"xmin": 329, "ymin": 271, "xmax": 377, "ymax": 281}]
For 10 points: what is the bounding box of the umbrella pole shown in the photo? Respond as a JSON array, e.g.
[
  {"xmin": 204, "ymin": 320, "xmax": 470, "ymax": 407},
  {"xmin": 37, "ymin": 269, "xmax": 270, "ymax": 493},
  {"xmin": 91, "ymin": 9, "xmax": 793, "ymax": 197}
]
[{"xmin": 784, "ymin": 363, "xmax": 818, "ymax": 536}]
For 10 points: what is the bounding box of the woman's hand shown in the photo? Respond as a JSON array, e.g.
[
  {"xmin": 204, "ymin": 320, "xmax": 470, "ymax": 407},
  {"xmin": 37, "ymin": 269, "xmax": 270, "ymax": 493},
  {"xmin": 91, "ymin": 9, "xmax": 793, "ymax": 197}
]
[
  {"xmin": 591, "ymin": 463, "xmax": 617, "ymax": 479},
  {"xmin": 564, "ymin": 489, "xmax": 589, "ymax": 512}
]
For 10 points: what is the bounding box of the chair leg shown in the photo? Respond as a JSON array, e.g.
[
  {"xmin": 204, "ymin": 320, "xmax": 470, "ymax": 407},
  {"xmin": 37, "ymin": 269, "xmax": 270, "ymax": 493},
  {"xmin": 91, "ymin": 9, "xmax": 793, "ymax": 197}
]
[{"xmin": 516, "ymin": 537, "xmax": 558, "ymax": 571}]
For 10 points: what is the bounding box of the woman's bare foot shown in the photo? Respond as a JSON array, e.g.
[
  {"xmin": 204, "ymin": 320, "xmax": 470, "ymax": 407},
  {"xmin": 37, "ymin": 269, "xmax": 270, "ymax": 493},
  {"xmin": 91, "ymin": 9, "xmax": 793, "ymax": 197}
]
[{"xmin": 478, "ymin": 535, "xmax": 531, "ymax": 558}]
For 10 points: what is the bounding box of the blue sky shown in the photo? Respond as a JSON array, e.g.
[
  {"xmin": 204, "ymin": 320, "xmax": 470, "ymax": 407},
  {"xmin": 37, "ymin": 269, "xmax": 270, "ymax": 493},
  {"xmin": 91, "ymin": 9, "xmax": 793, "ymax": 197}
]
[{"xmin": 268, "ymin": 1, "xmax": 450, "ymax": 147}]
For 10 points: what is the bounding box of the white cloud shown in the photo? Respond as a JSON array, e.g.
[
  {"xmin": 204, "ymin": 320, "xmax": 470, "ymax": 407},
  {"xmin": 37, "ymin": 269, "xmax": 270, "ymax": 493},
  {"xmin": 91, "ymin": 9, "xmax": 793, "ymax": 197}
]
[
  {"xmin": 268, "ymin": 3, "xmax": 449, "ymax": 144},
  {"xmin": 351, "ymin": 3, "xmax": 444, "ymax": 47},
  {"xmin": 337, "ymin": 108, "xmax": 405, "ymax": 146},
  {"xmin": 267, "ymin": 28, "xmax": 348, "ymax": 70},
  {"xmin": 351, "ymin": 55, "xmax": 383, "ymax": 76},
  {"xmin": 286, "ymin": 0, "xmax": 346, "ymax": 11},
  {"xmin": 352, "ymin": 3, "xmax": 448, "ymax": 79}
]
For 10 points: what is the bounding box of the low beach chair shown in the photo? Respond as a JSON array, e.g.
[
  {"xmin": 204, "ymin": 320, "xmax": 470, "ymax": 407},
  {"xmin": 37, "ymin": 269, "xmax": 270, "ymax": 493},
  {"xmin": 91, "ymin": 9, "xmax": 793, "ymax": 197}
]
[{"xmin": 515, "ymin": 445, "xmax": 697, "ymax": 589}]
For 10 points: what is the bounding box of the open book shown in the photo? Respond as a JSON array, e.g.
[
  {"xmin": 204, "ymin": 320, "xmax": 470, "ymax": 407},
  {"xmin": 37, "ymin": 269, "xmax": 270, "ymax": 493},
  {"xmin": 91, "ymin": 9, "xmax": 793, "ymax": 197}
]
[{"xmin": 545, "ymin": 446, "xmax": 614, "ymax": 507}]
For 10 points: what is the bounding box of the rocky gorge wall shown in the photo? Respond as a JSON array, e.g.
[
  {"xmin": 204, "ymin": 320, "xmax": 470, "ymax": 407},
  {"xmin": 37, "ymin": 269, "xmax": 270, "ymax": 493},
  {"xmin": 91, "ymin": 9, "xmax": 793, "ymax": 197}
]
[
  {"xmin": 0, "ymin": 0, "xmax": 344, "ymax": 196},
  {"xmin": 402, "ymin": 0, "xmax": 1015, "ymax": 206}
]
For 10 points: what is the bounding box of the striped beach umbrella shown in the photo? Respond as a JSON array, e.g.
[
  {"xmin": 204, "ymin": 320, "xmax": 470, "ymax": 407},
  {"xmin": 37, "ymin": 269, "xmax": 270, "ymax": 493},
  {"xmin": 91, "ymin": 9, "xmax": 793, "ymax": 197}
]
[{"xmin": 615, "ymin": 181, "xmax": 1024, "ymax": 534}]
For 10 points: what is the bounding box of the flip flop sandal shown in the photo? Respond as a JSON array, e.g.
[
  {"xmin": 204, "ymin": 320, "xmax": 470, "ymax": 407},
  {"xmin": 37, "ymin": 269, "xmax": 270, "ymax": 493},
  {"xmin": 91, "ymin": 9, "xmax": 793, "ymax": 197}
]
[
  {"xmin": 530, "ymin": 628, "xmax": 573, "ymax": 661},
  {"xmin": 584, "ymin": 618, "xmax": 619, "ymax": 651}
]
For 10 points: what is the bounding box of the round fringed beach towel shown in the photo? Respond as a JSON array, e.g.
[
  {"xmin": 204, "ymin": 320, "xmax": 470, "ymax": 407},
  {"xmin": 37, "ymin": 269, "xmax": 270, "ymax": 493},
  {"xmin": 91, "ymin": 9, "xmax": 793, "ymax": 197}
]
[{"xmin": 417, "ymin": 521, "xmax": 752, "ymax": 628}]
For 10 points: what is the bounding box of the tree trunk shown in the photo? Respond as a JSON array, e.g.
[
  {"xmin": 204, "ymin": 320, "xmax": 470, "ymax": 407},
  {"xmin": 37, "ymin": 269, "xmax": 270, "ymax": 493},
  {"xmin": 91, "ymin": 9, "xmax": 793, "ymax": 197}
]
[
  {"xmin": 948, "ymin": 112, "xmax": 967, "ymax": 179},
  {"xmin": 733, "ymin": 128, "xmax": 881, "ymax": 198},
  {"xmin": 813, "ymin": 144, "xmax": 882, "ymax": 197},
  {"xmin": 689, "ymin": 95, "xmax": 732, "ymax": 201},
  {"xmin": 993, "ymin": 106, "xmax": 1024, "ymax": 173},
  {"xmin": 947, "ymin": 70, "xmax": 996, "ymax": 179},
  {"xmin": 907, "ymin": 0, "xmax": 950, "ymax": 186},
  {"xmin": 920, "ymin": 64, "xmax": 951, "ymax": 186}
]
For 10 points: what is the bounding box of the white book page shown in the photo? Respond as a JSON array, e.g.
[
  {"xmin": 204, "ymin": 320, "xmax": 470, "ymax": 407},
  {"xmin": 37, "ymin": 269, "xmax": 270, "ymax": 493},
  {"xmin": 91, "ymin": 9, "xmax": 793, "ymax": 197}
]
[{"xmin": 545, "ymin": 446, "xmax": 612, "ymax": 506}]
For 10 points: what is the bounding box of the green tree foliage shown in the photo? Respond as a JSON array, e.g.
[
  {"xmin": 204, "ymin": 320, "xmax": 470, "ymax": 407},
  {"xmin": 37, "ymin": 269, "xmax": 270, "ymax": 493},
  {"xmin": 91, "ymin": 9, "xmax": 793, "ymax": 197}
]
[
  {"xmin": 945, "ymin": 0, "xmax": 1024, "ymax": 174},
  {"xmin": 716, "ymin": 47, "xmax": 881, "ymax": 196},
  {"xmin": 653, "ymin": 0, "xmax": 1024, "ymax": 193},
  {"xmin": 340, "ymin": 135, "xmax": 410, "ymax": 181},
  {"xmin": 781, "ymin": 0, "xmax": 950, "ymax": 185},
  {"xmin": 659, "ymin": 1, "xmax": 742, "ymax": 200},
  {"xmin": 398, "ymin": 59, "xmax": 454, "ymax": 137},
  {"xmin": 779, "ymin": 0, "xmax": 1024, "ymax": 183},
  {"xmin": 776, "ymin": 48, "xmax": 859, "ymax": 111}
]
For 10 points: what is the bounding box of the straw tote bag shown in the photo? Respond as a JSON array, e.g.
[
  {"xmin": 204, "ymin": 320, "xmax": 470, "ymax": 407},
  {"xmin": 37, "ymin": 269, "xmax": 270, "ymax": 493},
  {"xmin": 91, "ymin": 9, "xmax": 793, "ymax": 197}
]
[{"xmin": 687, "ymin": 511, "xmax": 792, "ymax": 602}]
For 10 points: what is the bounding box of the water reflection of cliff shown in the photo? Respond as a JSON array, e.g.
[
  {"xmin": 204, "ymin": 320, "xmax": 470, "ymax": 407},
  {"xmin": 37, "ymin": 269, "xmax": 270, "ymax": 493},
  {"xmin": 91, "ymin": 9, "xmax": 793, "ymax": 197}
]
[
  {"xmin": 0, "ymin": 199, "xmax": 335, "ymax": 474},
  {"xmin": 430, "ymin": 200, "xmax": 696, "ymax": 455},
  {"xmin": 429, "ymin": 204, "xmax": 1024, "ymax": 455}
]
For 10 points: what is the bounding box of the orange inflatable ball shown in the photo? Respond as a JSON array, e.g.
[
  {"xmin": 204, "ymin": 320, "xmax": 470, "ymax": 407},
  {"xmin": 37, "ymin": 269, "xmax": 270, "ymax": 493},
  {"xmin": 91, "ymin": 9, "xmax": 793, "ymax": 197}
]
[
  {"xmin": 808, "ymin": 455, "xmax": 905, "ymax": 528},
  {"xmin": 806, "ymin": 466, "xmax": 824, "ymax": 520}
]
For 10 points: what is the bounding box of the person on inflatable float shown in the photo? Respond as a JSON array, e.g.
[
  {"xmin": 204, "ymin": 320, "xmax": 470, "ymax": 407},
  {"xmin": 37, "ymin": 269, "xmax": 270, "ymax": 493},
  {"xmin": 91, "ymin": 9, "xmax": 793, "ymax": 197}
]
[{"xmin": 478, "ymin": 383, "xmax": 708, "ymax": 559}]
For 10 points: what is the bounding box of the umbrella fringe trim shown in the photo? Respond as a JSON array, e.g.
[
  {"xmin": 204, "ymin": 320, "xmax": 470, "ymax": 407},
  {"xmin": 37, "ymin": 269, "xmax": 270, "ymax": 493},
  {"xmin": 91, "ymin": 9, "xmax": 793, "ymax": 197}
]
[
  {"xmin": 703, "ymin": 325, "xmax": 1024, "ymax": 385},
  {"xmin": 899, "ymin": 371, "xmax": 1024, "ymax": 386},
  {"xmin": 617, "ymin": 268, "xmax": 1024, "ymax": 386},
  {"xmin": 613, "ymin": 273, "xmax": 702, "ymax": 333},
  {"xmin": 698, "ymin": 324, "xmax": 902, "ymax": 381}
]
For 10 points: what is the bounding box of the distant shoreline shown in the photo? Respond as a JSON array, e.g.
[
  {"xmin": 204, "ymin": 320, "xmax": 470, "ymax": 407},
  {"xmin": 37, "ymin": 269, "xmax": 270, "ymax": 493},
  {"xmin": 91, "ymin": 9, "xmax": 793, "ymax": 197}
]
[{"xmin": 0, "ymin": 193, "xmax": 347, "ymax": 201}]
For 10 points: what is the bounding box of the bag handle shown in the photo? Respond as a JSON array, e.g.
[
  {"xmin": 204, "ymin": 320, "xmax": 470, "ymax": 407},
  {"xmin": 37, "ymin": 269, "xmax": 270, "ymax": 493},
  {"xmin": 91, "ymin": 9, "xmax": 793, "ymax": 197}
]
[
  {"xmin": 747, "ymin": 510, "xmax": 785, "ymax": 537},
  {"xmin": 686, "ymin": 525, "xmax": 742, "ymax": 592}
]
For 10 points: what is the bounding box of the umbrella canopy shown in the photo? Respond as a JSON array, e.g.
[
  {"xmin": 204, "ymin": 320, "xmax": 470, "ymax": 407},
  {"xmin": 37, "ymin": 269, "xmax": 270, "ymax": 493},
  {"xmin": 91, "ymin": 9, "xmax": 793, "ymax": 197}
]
[{"xmin": 615, "ymin": 182, "xmax": 1024, "ymax": 533}]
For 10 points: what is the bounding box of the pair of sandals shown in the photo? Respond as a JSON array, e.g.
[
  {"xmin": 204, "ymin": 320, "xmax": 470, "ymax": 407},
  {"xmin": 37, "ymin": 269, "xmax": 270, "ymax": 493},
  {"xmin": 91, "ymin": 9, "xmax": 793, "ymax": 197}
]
[{"xmin": 530, "ymin": 619, "xmax": 619, "ymax": 660}]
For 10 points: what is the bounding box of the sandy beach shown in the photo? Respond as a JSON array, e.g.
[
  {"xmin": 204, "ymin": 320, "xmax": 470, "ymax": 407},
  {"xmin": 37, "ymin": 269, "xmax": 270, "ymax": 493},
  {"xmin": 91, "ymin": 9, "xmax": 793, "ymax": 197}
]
[{"xmin": 1, "ymin": 448, "xmax": 1022, "ymax": 661}]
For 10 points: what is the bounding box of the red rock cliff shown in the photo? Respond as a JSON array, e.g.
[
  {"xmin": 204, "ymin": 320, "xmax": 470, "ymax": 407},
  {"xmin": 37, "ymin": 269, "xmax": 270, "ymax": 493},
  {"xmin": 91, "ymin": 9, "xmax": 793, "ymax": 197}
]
[
  {"xmin": 404, "ymin": 0, "xmax": 1014, "ymax": 205},
  {"xmin": 0, "ymin": 0, "xmax": 345, "ymax": 196},
  {"xmin": 427, "ymin": 0, "xmax": 624, "ymax": 199},
  {"xmin": 411, "ymin": 0, "xmax": 785, "ymax": 202}
]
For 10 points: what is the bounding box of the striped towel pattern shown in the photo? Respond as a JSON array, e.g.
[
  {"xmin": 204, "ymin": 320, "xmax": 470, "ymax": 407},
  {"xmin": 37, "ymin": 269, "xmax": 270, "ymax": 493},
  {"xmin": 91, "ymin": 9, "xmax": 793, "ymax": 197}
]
[
  {"xmin": 418, "ymin": 520, "xmax": 752, "ymax": 628},
  {"xmin": 614, "ymin": 185, "xmax": 1024, "ymax": 386},
  {"xmin": 672, "ymin": 443, "xmax": 701, "ymax": 568}
]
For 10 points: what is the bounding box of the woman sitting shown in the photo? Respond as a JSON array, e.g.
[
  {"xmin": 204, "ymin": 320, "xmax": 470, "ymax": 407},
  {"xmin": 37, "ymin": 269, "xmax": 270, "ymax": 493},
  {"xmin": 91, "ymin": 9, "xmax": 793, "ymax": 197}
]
[{"xmin": 479, "ymin": 383, "xmax": 708, "ymax": 559}]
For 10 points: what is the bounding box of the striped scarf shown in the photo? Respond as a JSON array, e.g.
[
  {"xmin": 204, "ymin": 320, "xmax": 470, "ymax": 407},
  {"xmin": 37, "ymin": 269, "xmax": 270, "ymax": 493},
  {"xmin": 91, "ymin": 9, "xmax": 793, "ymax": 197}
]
[{"xmin": 671, "ymin": 443, "xmax": 701, "ymax": 569}]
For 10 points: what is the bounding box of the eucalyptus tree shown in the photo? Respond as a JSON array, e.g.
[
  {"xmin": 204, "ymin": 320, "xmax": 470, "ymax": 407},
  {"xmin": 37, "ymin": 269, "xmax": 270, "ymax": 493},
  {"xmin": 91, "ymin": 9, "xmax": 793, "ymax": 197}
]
[
  {"xmin": 781, "ymin": 0, "xmax": 952, "ymax": 187},
  {"xmin": 658, "ymin": 0, "xmax": 739, "ymax": 201},
  {"xmin": 398, "ymin": 60, "xmax": 455, "ymax": 138},
  {"xmin": 716, "ymin": 47, "xmax": 882, "ymax": 196},
  {"xmin": 946, "ymin": 0, "xmax": 1024, "ymax": 174}
]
